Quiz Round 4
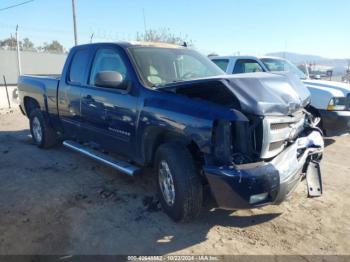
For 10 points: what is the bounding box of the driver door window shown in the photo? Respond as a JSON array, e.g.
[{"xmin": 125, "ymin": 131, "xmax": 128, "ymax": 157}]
[{"xmin": 89, "ymin": 48, "xmax": 127, "ymax": 87}]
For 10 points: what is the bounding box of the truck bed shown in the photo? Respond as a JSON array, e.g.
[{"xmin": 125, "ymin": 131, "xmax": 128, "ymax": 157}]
[
  {"xmin": 23, "ymin": 74, "xmax": 61, "ymax": 80},
  {"xmin": 18, "ymin": 75, "xmax": 60, "ymax": 117}
]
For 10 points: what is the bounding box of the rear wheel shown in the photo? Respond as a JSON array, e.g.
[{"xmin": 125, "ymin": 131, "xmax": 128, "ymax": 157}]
[
  {"xmin": 29, "ymin": 109, "xmax": 58, "ymax": 148},
  {"xmin": 155, "ymin": 143, "xmax": 203, "ymax": 222}
]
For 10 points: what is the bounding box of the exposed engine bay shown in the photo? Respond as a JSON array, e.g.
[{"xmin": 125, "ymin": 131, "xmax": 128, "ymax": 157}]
[{"xmin": 162, "ymin": 72, "xmax": 319, "ymax": 165}]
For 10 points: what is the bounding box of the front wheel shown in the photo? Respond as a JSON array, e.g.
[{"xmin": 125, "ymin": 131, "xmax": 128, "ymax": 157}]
[{"xmin": 155, "ymin": 143, "xmax": 203, "ymax": 222}]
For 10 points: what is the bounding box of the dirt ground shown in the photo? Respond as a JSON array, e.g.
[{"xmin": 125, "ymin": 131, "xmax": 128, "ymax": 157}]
[
  {"xmin": 0, "ymin": 86, "xmax": 17, "ymax": 109},
  {"xmin": 0, "ymin": 108, "xmax": 349, "ymax": 255}
]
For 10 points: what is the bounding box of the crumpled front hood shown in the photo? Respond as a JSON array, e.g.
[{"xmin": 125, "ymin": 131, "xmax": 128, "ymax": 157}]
[
  {"xmin": 162, "ymin": 72, "xmax": 311, "ymax": 116},
  {"xmin": 224, "ymin": 72, "xmax": 310, "ymax": 116}
]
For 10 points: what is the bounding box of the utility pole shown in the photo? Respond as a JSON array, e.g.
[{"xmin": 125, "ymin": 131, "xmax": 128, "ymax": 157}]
[
  {"xmin": 72, "ymin": 0, "xmax": 78, "ymax": 45},
  {"xmin": 142, "ymin": 8, "xmax": 147, "ymax": 34},
  {"xmin": 15, "ymin": 25, "xmax": 22, "ymax": 76}
]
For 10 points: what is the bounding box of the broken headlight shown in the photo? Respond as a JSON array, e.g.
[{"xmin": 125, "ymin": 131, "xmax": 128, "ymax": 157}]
[
  {"xmin": 212, "ymin": 120, "xmax": 232, "ymax": 165},
  {"xmin": 212, "ymin": 119, "xmax": 254, "ymax": 165}
]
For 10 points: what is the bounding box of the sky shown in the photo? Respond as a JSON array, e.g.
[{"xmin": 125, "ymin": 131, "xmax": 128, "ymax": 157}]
[{"xmin": 0, "ymin": 0, "xmax": 349, "ymax": 58}]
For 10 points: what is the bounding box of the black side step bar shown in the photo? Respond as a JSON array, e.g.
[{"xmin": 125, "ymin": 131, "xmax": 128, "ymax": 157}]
[{"xmin": 63, "ymin": 140, "xmax": 140, "ymax": 176}]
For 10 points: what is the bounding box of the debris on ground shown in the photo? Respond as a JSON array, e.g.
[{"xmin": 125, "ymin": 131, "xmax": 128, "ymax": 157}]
[{"xmin": 142, "ymin": 196, "xmax": 161, "ymax": 212}]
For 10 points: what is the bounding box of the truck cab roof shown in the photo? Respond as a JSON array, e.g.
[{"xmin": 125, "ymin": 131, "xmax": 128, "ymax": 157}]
[{"xmin": 72, "ymin": 41, "xmax": 185, "ymax": 50}]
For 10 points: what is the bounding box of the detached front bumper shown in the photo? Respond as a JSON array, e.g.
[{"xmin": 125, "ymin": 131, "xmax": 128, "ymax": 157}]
[
  {"xmin": 319, "ymin": 110, "xmax": 350, "ymax": 136},
  {"xmin": 204, "ymin": 131, "xmax": 323, "ymax": 210}
]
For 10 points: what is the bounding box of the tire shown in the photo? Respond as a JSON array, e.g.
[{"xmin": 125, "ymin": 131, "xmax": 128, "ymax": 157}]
[
  {"xmin": 29, "ymin": 109, "xmax": 58, "ymax": 148},
  {"xmin": 155, "ymin": 143, "xmax": 203, "ymax": 222}
]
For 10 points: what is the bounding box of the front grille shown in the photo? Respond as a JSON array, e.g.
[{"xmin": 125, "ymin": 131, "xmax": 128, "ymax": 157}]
[
  {"xmin": 260, "ymin": 111, "xmax": 305, "ymax": 159},
  {"xmin": 270, "ymin": 123, "xmax": 289, "ymax": 131}
]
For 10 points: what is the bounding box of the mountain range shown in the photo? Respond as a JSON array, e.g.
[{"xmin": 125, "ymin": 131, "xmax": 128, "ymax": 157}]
[{"xmin": 265, "ymin": 52, "xmax": 350, "ymax": 74}]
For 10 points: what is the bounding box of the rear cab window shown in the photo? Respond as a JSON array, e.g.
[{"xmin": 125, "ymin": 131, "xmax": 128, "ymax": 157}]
[
  {"xmin": 68, "ymin": 49, "xmax": 91, "ymax": 85},
  {"xmin": 233, "ymin": 59, "xmax": 264, "ymax": 74},
  {"xmin": 211, "ymin": 59, "xmax": 229, "ymax": 71}
]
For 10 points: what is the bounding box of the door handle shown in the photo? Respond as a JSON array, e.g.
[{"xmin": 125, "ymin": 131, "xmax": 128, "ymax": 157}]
[
  {"xmin": 84, "ymin": 95, "xmax": 93, "ymax": 100},
  {"xmin": 83, "ymin": 95, "xmax": 96, "ymax": 108}
]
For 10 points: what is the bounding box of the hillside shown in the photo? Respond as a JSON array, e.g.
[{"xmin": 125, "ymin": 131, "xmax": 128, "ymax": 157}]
[{"xmin": 265, "ymin": 52, "xmax": 349, "ymax": 74}]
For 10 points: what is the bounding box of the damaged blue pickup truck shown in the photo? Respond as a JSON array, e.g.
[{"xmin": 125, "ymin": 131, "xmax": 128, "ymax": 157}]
[{"xmin": 18, "ymin": 42, "xmax": 324, "ymax": 222}]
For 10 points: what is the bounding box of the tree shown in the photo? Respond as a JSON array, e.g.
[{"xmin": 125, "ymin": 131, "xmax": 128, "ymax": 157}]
[
  {"xmin": 0, "ymin": 36, "xmax": 19, "ymax": 50},
  {"xmin": 0, "ymin": 37, "xmax": 66, "ymax": 53},
  {"xmin": 136, "ymin": 28, "xmax": 193, "ymax": 46},
  {"xmin": 0, "ymin": 37, "xmax": 36, "ymax": 51},
  {"xmin": 39, "ymin": 40, "xmax": 64, "ymax": 53},
  {"xmin": 22, "ymin": 38, "xmax": 35, "ymax": 51}
]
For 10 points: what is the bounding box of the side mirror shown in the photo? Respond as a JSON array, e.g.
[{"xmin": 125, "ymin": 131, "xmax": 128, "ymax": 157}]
[{"xmin": 94, "ymin": 71, "xmax": 125, "ymax": 89}]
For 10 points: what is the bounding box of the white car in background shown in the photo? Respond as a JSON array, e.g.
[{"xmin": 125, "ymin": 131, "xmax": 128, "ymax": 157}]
[{"xmin": 210, "ymin": 55, "xmax": 350, "ymax": 136}]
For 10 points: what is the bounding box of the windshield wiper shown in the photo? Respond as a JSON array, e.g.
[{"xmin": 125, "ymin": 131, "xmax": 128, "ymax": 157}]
[{"xmin": 153, "ymin": 80, "xmax": 185, "ymax": 89}]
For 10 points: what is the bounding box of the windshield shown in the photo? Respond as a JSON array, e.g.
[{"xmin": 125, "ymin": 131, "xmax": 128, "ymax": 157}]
[
  {"xmin": 261, "ymin": 58, "xmax": 307, "ymax": 79},
  {"xmin": 128, "ymin": 47, "xmax": 224, "ymax": 87}
]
